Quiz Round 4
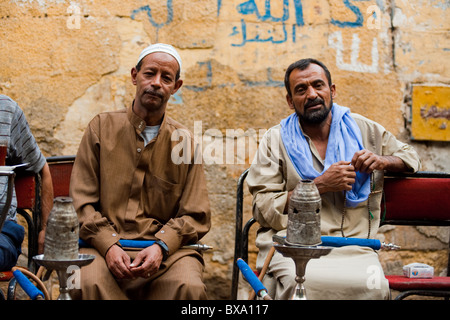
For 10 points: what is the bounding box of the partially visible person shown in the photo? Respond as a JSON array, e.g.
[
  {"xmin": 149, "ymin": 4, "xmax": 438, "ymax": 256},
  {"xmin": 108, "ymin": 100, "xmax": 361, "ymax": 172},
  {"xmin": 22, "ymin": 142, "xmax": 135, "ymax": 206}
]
[
  {"xmin": 0, "ymin": 95, "xmax": 53, "ymax": 270},
  {"xmin": 247, "ymin": 58, "xmax": 421, "ymax": 299}
]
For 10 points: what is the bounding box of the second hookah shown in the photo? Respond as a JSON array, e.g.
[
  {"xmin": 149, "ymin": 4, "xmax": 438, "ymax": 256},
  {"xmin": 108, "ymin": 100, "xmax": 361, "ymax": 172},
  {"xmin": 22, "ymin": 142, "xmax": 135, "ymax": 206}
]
[{"xmin": 273, "ymin": 179, "xmax": 333, "ymax": 300}]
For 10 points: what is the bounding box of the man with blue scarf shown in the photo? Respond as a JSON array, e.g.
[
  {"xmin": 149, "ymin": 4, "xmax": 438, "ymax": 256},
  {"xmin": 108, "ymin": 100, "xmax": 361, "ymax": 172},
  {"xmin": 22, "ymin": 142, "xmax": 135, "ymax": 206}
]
[{"xmin": 247, "ymin": 59, "xmax": 421, "ymax": 299}]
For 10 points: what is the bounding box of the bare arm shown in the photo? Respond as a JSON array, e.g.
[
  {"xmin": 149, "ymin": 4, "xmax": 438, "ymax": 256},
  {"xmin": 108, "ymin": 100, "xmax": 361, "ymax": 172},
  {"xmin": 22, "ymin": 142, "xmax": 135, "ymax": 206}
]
[{"xmin": 38, "ymin": 162, "xmax": 54, "ymax": 253}]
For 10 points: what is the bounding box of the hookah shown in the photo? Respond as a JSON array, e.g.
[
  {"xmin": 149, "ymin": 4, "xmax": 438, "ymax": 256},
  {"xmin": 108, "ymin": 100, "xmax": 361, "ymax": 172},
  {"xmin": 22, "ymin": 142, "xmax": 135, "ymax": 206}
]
[
  {"xmin": 237, "ymin": 180, "xmax": 332, "ymax": 300},
  {"xmin": 273, "ymin": 179, "xmax": 333, "ymax": 300},
  {"xmin": 237, "ymin": 179, "xmax": 400, "ymax": 300},
  {"xmin": 32, "ymin": 198, "xmax": 212, "ymax": 300},
  {"xmin": 33, "ymin": 197, "xmax": 95, "ymax": 300}
]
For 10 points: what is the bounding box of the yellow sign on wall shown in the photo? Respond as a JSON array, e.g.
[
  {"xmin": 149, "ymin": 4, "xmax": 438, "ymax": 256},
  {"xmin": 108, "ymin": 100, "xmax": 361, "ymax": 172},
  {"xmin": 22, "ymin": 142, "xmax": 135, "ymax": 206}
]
[{"xmin": 411, "ymin": 85, "xmax": 450, "ymax": 141}]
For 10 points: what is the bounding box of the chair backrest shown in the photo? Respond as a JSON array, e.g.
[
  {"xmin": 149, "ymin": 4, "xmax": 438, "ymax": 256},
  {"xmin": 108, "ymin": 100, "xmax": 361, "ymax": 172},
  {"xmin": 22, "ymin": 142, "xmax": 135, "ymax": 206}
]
[
  {"xmin": 15, "ymin": 173, "xmax": 37, "ymax": 210},
  {"xmin": 46, "ymin": 155, "xmax": 76, "ymax": 198},
  {"xmin": 14, "ymin": 169, "xmax": 40, "ymax": 270},
  {"xmin": 382, "ymin": 171, "xmax": 450, "ymax": 226},
  {"xmin": 231, "ymin": 168, "xmax": 250, "ymax": 300},
  {"xmin": 382, "ymin": 171, "xmax": 450, "ymax": 277}
]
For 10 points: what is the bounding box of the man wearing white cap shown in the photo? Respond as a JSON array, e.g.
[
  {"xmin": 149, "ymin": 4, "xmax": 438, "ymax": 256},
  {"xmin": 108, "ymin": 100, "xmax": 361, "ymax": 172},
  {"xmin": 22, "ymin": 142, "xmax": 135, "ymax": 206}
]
[{"xmin": 70, "ymin": 43, "xmax": 211, "ymax": 300}]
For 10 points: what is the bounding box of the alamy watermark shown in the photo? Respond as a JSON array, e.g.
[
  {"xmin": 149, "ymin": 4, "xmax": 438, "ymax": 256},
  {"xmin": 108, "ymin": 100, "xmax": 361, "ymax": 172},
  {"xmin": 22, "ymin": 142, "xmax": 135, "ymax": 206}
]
[
  {"xmin": 366, "ymin": 265, "xmax": 383, "ymax": 290},
  {"xmin": 366, "ymin": 5, "xmax": 381, "ymax": 30},
  {"xmin": 170, "ymin": 121, "xmax": 281, "ymax": 175},
  {"xmin": 67, "ymin": 265, "xmax": 81, "ymax": 289},
  {"xmin": 66, "ymin": 4, "xmax": 81, "ymax": 30}
]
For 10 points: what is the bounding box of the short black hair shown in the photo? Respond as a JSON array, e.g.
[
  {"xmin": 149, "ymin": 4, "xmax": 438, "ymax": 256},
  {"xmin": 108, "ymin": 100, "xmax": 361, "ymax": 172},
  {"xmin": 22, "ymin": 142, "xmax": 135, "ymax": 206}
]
[
  {"xmin": 135, "ymin": 58, "xmax": 181, "ymax": 81},
  {"xmin": 284, "ymin": 58, "xmax": 332, "ymax": 97}
]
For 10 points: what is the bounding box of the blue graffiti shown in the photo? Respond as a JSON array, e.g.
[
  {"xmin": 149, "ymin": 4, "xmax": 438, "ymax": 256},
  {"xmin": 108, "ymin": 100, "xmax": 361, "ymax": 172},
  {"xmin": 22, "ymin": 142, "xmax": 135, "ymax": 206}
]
[
  {"xmin": 237, "ymin": 0, "xmax": 289, "ymax": 22},
  {"xmin": 217, "ymin": 0, "xmax": 222, "ymax": 16},
  {"xmin": 235, "ymin": 0, "xmax": 304, "ymax": 26},
  {"xmin": 241, "ymin": 68, "xmax": 284, "ymax": 87},
  {"xmin": 230, "ymin": 0, "xmax": 378, "ymax": 46},
  {"xmin": 231, "ymin": 19, "xmax": 288, "ymax": 47},
  {"xmin": 131, "ymin": 1, "xmax": 173, "ymax": 28},
  {"xmin": 171, "ymin": 61, "xmax": 284, "ymax": 104},
  {"xmin": 183, "ymin": 61, "xmax": 213, "ymax": 92},
  {"xmin": 331, "ymin": 0, "xmax": 371, "ymax": 28},
  {"xmin": 169, "ymin": 92, "xmax": 183, "ymax": 105},
  {"xmin": 231, "ymin": 0, "xmax": 304, "ymax": 46},
  {"xmin": 292, "ymin": 0, "xmax": 304, "ymax": 27}
]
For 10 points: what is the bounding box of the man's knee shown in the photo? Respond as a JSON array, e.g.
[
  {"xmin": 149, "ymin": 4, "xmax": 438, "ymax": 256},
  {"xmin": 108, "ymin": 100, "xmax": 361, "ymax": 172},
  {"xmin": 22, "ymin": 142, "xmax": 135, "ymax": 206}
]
[
  {"xmin": 175, "ymin": 277, "xmax": 207, "ymax": 299},
  {"xmin": 157, "ymin": 255, "xmax": 207, "ymax": 299},
  {"xmin": 0, "ymin": 234, "xmax": 20, "ymax": 270}
]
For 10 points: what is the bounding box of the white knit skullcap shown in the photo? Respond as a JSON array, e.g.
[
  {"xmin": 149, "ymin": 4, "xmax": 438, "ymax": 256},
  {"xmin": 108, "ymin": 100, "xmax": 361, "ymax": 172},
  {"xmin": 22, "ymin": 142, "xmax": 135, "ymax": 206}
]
[{"xmin": 137, "ymin": 43, "xmax": 182, "ymax": 71}]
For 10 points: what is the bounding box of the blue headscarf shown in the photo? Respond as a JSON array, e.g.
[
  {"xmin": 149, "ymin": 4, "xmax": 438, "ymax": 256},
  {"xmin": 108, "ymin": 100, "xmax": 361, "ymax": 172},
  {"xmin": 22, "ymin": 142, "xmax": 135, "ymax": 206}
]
[{"xmin": 280, "ymin": 103, "xmax": 370, "ymax": 207}]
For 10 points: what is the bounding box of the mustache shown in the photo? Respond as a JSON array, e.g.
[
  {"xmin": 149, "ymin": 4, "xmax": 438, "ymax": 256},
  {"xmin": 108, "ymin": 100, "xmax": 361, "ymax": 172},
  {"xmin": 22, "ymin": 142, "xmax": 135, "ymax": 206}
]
[
  {"xmin": 304, "ymin": 98, "xmax": 324, "ymax": 109},
  {"xmin": 144, "ymin": 89, "xmax": 163, "ymax": 98}
]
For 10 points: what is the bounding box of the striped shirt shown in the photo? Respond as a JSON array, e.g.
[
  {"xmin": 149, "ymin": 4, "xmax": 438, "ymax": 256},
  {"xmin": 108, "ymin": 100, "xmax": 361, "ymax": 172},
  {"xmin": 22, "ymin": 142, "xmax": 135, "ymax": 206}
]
[{"xmin": 0, "ymin": 95, "xmax": 46, "ymax": 221}]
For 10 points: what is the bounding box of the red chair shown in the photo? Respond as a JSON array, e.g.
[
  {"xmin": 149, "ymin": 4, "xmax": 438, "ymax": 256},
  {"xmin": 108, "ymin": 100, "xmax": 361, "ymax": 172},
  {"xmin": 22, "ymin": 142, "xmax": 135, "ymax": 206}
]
[
  {"xmin": 46, "ymin": 155, "xmax": 75, "ymax": 199},
  {"xmin": 15, "ymin": 171, "xmax": 41, "ymax": 271},
  {"xmin": 381, "ymin": 172, "xmax": 450, "ymax": 300}
]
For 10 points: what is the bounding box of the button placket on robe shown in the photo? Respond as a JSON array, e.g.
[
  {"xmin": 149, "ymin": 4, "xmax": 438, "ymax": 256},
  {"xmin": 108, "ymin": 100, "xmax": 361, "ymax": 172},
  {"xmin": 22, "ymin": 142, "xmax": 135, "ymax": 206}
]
[{"xmin": 123, "ymin": 139, "xmax": 149, "ymax": 229}]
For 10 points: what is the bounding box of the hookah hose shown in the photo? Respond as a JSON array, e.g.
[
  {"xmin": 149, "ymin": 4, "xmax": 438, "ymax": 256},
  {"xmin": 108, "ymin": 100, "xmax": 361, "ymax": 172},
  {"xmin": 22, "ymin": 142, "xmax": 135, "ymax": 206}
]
[
  {"xmin": 236, "ymin": 258, "xmax": 272, "ymax": 300},
  {"xmin": 11, "ymin": 267, "xmax": 50, "ymax": 300},
  {"xmin": 273, "ymin": 235, "xmax": 399, "ymax": 250},
  {"xmin": 78, "ymin": 239, "xmax": 212, "ymax": 251},
  {"xmin": 79, "ymin": 239, "xmax": 155, "ymax": 248},
  {"xmin": 320, "ymin": 236, "xmax": 399, "ymax": 250}
]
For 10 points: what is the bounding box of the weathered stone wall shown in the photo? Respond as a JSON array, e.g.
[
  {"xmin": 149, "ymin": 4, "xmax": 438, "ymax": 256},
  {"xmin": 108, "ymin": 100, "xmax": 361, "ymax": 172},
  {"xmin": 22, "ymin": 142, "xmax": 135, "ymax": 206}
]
[{"xmin": 1, "ymin": 0, "xmax": 448, "ymax": 299}]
